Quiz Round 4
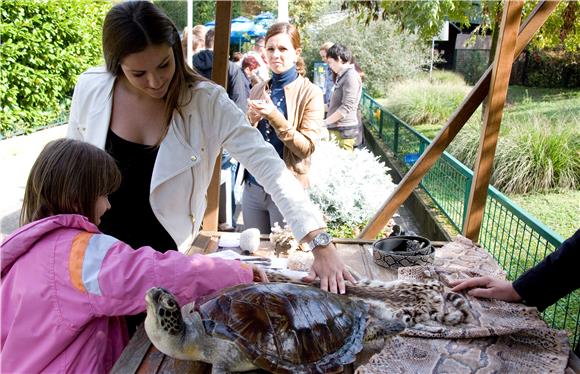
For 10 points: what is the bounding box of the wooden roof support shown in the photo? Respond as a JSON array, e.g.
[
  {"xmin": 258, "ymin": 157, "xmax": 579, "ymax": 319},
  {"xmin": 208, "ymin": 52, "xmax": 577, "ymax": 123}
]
[
  {"xmin": 463, "ymin": 0, "xmax": 524, "ymax": 241},
  {"xmin": 202, "ymin": 1, "xmax": 233, "ymax": 231},
  {"xmin": 358, "ymin": 0, "xmax": 559, "ymax": 240}
]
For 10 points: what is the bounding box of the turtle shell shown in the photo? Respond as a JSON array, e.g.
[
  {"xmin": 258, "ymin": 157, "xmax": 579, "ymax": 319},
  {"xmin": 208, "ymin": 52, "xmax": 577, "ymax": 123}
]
[{"xmin": 196, "ymin": 283, "xmax": 368, "ymax": 374}]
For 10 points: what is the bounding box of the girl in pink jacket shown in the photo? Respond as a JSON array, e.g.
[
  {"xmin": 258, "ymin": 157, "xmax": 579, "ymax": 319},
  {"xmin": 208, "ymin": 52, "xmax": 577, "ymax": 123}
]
[{"xmin": 1, "ymin": 139, "xmax": 266, "ymax": 373}]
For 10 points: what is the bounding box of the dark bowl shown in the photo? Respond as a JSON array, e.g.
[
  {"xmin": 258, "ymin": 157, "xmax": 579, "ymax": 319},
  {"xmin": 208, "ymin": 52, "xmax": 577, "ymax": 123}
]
[{"xmin": 372, "ymin": 235, "xmax": 434, "ymax": 269}]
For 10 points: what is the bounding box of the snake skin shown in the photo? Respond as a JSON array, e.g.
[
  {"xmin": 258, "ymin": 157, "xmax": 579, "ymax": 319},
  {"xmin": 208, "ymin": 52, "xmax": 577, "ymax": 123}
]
[
  {"xmin": 357, "ymin": 236, "xmax": 571, "ymax": 374},
  {"xmin": 372, "ymin": 236, "xmax": 435, "ymax": 269}
]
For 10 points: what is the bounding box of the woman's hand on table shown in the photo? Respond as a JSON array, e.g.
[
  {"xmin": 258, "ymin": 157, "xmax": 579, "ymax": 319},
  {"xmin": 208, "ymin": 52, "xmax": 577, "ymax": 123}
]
[
  {"xmin": 302, "ymin": 244, "xmax": 356, "ymax": 294},
  {"xmin": 251, "ymin": 264, "xmax": 269, "ymax": 283},
  {"xmin": 450, "ymin": 276, "xmax": 522, "ymax": 302}
]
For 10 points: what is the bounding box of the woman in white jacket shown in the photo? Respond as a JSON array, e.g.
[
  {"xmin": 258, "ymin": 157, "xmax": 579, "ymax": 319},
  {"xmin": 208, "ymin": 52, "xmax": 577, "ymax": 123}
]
[{"xmin": 67, "ymin": 2, "xmax": 353, "ymax": 295}]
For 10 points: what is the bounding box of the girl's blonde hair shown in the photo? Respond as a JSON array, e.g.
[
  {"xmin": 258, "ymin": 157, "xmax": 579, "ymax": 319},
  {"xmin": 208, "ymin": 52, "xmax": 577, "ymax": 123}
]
[{"xmin": 20, "ymin": 139, "xmax": 121, "ymax": 225}]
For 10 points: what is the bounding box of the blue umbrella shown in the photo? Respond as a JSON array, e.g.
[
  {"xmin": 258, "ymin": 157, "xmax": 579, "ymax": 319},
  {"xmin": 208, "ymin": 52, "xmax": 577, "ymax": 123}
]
[
  {"xmin": 230, "ymin": 16, "xmax": 254, "ymax": 45},
  {"xmin": 205, "ymin": 18, "xmax": 254, "ymax": 46},
  {"xmin": 204, "ymin": 13, "xmax": 274, "ymax": 46},
  {"xmin": 250, "ymin": 12, "xmax": 274, "ymax": 37},
  {"xmin": 254, "ymin": 12, "xmax": 274, "ymax": 23},
  {"xmin": 248, "ymin": 24, "xmax": 266, "ymax": 37}
]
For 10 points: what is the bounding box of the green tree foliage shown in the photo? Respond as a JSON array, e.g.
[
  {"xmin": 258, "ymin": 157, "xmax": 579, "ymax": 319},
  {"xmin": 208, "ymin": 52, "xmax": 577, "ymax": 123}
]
[
  {"xmin": 341, "ymin": 0, "xmax": 475, "ymax": 39},
  {"xmin": 304, "ymin": 18, "xmax": 432, "ymax": 97},
  {"xmin": 1, "ymin": 1, "xmax": 110, "ymax": 137},
  {"xmin": 343, "ymin": 1, "xmax": 579, "ymax": 53},
  {"xmin": 154, "ymin": 1, "xmax": 217, "ymax": 30},
  {"xmin": 479, "ymin": 1, "xmax": 579, "ymax": 53}
]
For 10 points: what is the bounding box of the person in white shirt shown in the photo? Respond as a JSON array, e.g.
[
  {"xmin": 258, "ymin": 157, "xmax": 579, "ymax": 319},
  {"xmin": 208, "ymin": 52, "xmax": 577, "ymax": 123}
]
[{"xmin": 67, "ymin": 1, "xmax": 353, "ymax": 295}]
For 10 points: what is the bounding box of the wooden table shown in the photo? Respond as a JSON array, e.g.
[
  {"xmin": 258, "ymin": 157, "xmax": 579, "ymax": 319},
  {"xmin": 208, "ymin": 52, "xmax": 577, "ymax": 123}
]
[{"xmin": 111, "ymin": 233, "xmax": 579, "ymax": 373}]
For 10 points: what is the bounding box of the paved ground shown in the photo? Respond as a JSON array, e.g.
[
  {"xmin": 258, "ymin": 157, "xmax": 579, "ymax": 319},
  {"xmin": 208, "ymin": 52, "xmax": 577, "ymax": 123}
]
[{"xmin": 0, "ymin": 125, "xmax": 68, "ymax": 241}]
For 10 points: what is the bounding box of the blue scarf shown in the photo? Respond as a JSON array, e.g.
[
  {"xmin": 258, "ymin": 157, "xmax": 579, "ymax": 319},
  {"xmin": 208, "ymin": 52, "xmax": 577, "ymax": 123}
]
[
  {"xmin": 247, "ymin": 65, "xmax": 299, "ymax": 187},
  {"xmin": 269, "ymin": 65, "xmax": 298, "ymax": 119}
]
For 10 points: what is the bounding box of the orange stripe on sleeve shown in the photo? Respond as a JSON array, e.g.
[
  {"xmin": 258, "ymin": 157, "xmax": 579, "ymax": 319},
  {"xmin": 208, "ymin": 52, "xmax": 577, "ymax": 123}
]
[{"xmin": 69, "ymin": 232, "xmax": 92, "ymax": 293}]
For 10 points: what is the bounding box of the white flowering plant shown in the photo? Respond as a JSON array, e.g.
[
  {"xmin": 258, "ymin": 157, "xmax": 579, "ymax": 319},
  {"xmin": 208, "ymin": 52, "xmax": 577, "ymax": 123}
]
[{"xmin": 308, "ymin": 141, "xmax": 397, "ymax": 238}]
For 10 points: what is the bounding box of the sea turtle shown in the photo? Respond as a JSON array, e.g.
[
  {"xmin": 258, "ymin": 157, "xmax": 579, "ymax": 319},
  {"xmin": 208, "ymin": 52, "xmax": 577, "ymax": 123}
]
[{"xmin": 144, "ymin": 283, "xmax": 406, "ymax": 374}]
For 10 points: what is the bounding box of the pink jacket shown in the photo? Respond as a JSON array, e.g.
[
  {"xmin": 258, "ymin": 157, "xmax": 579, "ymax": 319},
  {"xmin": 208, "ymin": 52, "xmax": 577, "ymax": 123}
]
[{"xmin": 1, "ymin": 215, "xmax": 253, "ymax": 373}]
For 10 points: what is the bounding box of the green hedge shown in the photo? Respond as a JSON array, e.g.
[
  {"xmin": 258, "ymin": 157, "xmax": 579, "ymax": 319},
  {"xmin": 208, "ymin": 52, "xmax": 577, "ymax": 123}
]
[
  {"xmin": 1, "ymin": 1, "xmax": 110, "ymax": 138},
  {"xmin": 526, "ymin": 49, "xmax": 580, "ymax": 88}
]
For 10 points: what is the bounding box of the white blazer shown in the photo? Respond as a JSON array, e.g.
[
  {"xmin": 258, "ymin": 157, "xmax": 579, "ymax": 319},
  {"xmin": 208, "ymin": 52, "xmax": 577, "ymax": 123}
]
[{"xmin": 67, "ymin": 67, "xmax": 324, "ymax": 252}]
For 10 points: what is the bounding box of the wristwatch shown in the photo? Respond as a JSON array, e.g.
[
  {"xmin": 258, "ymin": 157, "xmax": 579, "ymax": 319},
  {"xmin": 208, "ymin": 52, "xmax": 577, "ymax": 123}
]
[{"xmin": 305, "ymin": 232, "xmax": 332, "ymax": 252}]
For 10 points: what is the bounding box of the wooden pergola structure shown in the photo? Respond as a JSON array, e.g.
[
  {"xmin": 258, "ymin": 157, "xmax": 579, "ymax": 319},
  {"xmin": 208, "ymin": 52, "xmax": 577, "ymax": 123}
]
[{"xmin": 202, "ymin": 1, "xmax": 559, "ymax": 244}]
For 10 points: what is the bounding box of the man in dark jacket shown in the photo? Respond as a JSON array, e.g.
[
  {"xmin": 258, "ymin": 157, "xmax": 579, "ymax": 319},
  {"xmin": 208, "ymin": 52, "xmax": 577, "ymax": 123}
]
[{"xmin": 192, "ymin": 29, "xmax": 248, "ymax": 112}]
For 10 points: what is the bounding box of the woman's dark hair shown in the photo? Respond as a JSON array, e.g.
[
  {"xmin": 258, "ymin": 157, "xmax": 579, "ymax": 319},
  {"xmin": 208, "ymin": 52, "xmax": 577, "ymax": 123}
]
[
  {"xmin": 327, "ymin": 43, "xmax": 352, "ymax": 64},
  {"xmin": 102, "ymin": 1, "xmax": 205, "ymax": 142},
  {"xmin": 20, "ymin": 139, "xmax": 121, "ymax": 225},
  {"xmin": 232, "ymin": 51, "xmax": 243, "ymax": 63}
]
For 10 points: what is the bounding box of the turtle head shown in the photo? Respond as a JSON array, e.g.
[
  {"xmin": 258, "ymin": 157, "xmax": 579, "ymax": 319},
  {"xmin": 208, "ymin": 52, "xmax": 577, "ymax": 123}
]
[
  {"xmin": 145, "ymin": 287, "xmax": 185, "ymax": 336},
  {"xmin": 145, "ymin": 287, "xmax": 207, "ymax": 361}
]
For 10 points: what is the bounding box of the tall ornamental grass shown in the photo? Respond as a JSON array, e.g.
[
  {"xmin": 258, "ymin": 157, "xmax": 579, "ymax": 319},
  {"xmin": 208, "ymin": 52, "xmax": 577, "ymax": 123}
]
[
  {"xmin": 384, "ymin": 73, "xmax": 473, "ymax": 127},
  {"xmin": 449, "ymin": 117, "xmax": 580, "ymax": 194}
]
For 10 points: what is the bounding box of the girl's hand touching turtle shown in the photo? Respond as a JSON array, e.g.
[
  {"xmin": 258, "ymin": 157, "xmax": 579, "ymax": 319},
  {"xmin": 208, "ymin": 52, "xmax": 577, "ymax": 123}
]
[{"xmin": 252, "ymin": 264, "xmax": 269, "ymax": 283}]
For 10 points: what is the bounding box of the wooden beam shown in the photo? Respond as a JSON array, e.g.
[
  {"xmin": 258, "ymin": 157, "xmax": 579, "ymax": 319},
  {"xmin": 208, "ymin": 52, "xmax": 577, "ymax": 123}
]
[
  {"xmin": 358, "ymin": 0, "xmax": 560, "ymax": 240},
  {"xmin": 202, "ymin": 1, "xmax": 232, "ymax": 231},
  {"xmin": 463, "ymin": 0, "xmax": 524, "ymax": 241}
]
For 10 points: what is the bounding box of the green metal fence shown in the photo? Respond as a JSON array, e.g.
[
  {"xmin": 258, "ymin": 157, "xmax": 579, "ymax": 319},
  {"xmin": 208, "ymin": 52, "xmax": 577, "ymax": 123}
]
[{"xmin": 361, "ymin": 91, "xmax": 579, "ymax": 351}]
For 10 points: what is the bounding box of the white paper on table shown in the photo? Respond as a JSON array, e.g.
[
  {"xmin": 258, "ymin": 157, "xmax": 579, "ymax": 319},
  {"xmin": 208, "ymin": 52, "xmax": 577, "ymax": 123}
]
[
  {"xmin": 217, "ymin": 233, "xmax": 241, "ymax": 248},
  {"xmin": 206, "ymin": 249, "xmax": 243, "ymax": 260},
  {"xmin": 206, "ymin": 250, "xmax": 308, "ymax": 279}
]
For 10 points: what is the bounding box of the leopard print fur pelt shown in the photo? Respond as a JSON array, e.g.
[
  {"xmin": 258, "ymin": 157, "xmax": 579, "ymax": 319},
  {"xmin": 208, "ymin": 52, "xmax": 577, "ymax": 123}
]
[{"xmin": 265, "ymin": 270, "xmax": 471, "ymax": 328}]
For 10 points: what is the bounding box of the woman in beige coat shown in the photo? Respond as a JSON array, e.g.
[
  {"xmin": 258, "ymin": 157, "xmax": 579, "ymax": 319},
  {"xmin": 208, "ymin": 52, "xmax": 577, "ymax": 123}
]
[{"xmin": 244, "ymin": 22, "xmax": 324, "ymax": 231}]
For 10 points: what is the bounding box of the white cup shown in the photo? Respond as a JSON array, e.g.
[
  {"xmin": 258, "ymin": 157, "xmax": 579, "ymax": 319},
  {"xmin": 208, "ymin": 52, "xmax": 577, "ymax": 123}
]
[{"xmin": 240, "ymin": 228, "xmax": 261, "ymax": 254}]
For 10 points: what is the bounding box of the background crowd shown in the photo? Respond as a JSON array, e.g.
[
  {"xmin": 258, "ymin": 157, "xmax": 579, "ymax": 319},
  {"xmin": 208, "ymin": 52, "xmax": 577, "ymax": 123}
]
[{"xmin": 182, "ymin": 23, "xmax": 365, "ymax": 232}]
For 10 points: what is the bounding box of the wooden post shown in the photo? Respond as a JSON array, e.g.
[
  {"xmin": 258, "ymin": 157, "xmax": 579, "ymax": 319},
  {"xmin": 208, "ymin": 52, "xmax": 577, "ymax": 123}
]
[
  {"xmin": 202, "ymin": 1, "xmax": 232, "ymax": 231},
  {"xmin": 463, "ymin": 0, "xmax": 524, "ymax": 241},
  {"xmin": 358, "ymin": 0, "xmax": 559, "ymax": 240}
]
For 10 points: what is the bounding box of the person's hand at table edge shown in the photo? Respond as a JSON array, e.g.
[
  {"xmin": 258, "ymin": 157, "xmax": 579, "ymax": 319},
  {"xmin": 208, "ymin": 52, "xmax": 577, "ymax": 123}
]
[{"xmin": 450, "ymin": 276, "xmax": 522, "ymax": 303}]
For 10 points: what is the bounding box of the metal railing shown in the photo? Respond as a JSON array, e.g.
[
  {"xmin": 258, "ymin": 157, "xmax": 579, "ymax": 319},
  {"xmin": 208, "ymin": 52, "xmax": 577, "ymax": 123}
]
[{"xmin": 361, "ymin": 91, "xmax": 578, "ymax": 351}]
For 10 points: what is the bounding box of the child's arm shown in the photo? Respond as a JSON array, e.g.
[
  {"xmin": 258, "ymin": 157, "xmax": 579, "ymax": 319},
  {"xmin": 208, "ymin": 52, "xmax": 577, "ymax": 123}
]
[{"xmin": 67, "ymin": 232, "xmax": 253, "ymax": 317}]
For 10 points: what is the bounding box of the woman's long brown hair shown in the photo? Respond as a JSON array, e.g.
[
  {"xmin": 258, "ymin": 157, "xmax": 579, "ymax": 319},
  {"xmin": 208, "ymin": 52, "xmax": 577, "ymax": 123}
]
[
  {"xmin": 102, "ymin": 1, "xmax": 205, "ymax": 144},
  {"xmin": 20, "ymin": 139, "xmax": 121, "ymax": 225}
]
